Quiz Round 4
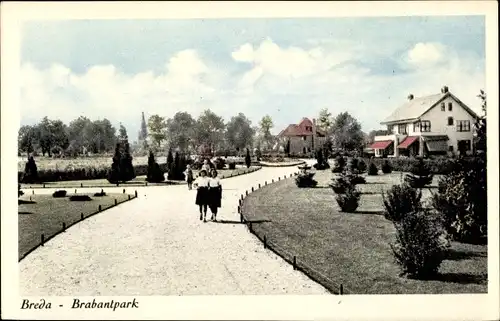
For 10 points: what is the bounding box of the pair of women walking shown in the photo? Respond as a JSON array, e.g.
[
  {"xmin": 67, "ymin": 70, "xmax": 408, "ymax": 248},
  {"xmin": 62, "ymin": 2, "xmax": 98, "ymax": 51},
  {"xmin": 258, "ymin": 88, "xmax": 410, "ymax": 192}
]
[{"xmin": 193, "ymin": 168, "xmax": 222, "ymax": 222}]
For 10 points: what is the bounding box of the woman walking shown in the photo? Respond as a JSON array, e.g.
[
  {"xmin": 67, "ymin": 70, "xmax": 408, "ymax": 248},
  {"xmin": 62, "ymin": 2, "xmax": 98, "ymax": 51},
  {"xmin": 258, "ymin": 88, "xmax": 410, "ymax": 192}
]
[
  {"xmin": 194, "ymin": 169, "xmax": 210, "ymax": 222},
  {"xmin": 184, "ymin": 164, "xmax": 194, "ymax": 190},
  {"xmin": 208, "ymin": 169, "xmax": 222, "ymax": 221},
  {"xmin": 201, "ymin": 159, "xmax": 211, "ymax": 173}
]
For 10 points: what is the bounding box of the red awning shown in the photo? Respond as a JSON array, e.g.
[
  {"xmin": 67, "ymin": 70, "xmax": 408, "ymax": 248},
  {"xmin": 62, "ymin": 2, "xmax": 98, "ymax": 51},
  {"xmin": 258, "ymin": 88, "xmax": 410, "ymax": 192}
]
[
  {"xmin": 397, "ymin": 136, "xmax": 419, "ymax": 149},
  {"xmin": 370, "ymin": 140, "xmax": 393, "ymax": 149}
]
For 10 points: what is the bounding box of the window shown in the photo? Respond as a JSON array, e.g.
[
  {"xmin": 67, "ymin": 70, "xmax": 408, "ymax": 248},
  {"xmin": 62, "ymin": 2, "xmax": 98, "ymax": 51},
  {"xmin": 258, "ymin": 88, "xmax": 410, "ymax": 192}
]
[
  {"xmin": 420, "ymin": 121, "xmax": 431, "ymax": 132},
  {"xmin": 456, "ymin": 120, "xmax": 471, "ymax": 132},
  {"xmin": 387, "ymin": 125, "xmax": 394, "ymax": 133},
  {"xmin": 441, "ymin": 102, "xmax": 445, "ymax": 111},
  {"xmin": 449, "ymin": 145, "xmax": 454, "ymax": 152},
  {"xmin": 448, "ymin": 102, "xmax": 453, "ymax": 111},
  {"xmin": 447, "ymin": 117, "xmax": 454, "ymax": 126},
  {"xmin": 398, "ymin": 124, "xmax": 407, "ymax": 135},
  {"xmin": 413, "ymin": 122, "xmax": 420, "ymax": 132},
  {"xmin": 302, "ymin": 136, "xmax": 307, "ymax": 141},
  {"xmin": 305, "ymin": 126, "xmax": 312, "ymax": 132}
]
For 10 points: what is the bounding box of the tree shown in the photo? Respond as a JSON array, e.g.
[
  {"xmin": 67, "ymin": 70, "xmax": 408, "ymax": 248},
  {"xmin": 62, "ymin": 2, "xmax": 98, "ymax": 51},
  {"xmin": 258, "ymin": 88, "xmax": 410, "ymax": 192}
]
[
  {"xmin": 118, "ymin": 123, "xmax": 128, "ymax": 140},
  {"xmin": 166, "ymin": 147, "xmax": 174, "ymax": 170},
  {"xmin": 37, "ymin": 117, "xmax": 69, "ymax": 156},
  {"xmin": 474, "ymin": 90, "xmax": 487, "ymax": 154},
  {"xmin": 330, "ymin": 112, "xmax": 364, "ymax": 152},
  {"xmin": 148, "ymin": 115, "xmax": 167, "ymax": 149},
  {"xmin": 245, "ymin": 148, "xmax": 251, "ymax": 168},
  {"xmin": 107, "ymin": 144, "xmax": 122, "ymax": 184},
  {"xmin": 317, "ymin": 108, "xmax": 333, "ymax": 133},
  {"xmin": 166, "ymin": 112, "xmax": 196, "ymax": 153},
  {"xmin": 194, "ymin": 110, "xmax": 225, "ymax": 154},
  {"xmin": 146, "ymin": 150, "xmax": 164, "ymax": 183},
  {"xmin": 258, "ymin": 115, "xmax": 274, "ymax": 151},
  {"xmin": 18, "ymin": 125, "xmax": 40, "ymax": 154},
  {"xmin": 107, "ymin": 141, "xmax": 136, "ymax": 184},
  {"xmin": 22, "ymin": 155, "xmax": 38, "ymax": 183},
  {"xmin": 225, "ymin": 113, "xmax": 255, "ymax": 153},
  {"xmin": 168, "ymin": 152, "xmax": 186, "ymax": 181}
]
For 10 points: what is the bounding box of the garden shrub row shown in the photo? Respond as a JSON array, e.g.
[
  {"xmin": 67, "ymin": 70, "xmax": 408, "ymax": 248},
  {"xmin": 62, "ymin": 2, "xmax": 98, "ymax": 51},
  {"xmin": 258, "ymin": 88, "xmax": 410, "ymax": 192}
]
[{"xmin": 364, "ymin": 157, "xmax": 481, "ymax": 175}]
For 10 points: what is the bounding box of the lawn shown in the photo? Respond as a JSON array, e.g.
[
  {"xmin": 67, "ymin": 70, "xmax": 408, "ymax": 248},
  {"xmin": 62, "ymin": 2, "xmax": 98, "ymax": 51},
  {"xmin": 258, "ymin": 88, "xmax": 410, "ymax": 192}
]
[
  {"xmin": 18, "ymin": 192, "xmax": 134, "ymax": 261},
  {"xmin": 241, "ymin": 170, "xmax": 487, "ymax": 294},
  {"xmin": 20, "ymin": 166, "xmax": 260, "ymax": 189}
]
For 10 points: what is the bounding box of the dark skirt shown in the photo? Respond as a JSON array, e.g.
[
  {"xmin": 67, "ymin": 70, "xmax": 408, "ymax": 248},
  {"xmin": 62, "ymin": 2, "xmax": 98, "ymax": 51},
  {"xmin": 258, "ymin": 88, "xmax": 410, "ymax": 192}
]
[
  {"xmin": 196, "ymin": 187, "xmax": 209, "ymax": 205},
  {"xmin": 209, "ymin": 186, "xmax": 222, "ymax": 208}
]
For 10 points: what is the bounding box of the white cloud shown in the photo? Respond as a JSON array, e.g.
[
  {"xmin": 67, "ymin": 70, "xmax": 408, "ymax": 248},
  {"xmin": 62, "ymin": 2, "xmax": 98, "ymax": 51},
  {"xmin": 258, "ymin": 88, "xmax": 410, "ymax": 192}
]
[
  {"xmin": 403, "ymin": 42, "xmax": 447, "ymax": 68},
  {"xmin": 20, "ymin": 40, "xmax": 485, "ymax": 141}
]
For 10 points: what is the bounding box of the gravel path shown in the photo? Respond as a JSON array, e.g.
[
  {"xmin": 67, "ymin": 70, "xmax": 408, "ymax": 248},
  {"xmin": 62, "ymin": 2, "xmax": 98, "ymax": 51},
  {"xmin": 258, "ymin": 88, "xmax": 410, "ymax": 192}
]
[{"xmin": 19, "ymin": 165, "xmax": 329, "ymax": 295}]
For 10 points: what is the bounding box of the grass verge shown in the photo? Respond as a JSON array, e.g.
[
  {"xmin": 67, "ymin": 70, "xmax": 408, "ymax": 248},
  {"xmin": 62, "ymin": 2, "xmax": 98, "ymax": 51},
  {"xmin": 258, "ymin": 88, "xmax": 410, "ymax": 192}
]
[
  {"xmin": 18, "ymin": 192, "xmax": 135, "ymax": 261},
  {"xmin": 241, "ymin": 171, "xmax": 487, "ymax": 294}
]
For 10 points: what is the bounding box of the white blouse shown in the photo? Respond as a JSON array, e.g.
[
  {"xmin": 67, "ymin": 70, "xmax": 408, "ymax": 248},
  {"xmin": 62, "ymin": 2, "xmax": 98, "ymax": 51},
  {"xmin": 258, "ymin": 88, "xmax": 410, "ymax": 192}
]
[
  {"xmin": 194, "ymin": 176, "xmax": 210, "ymax": 188},
  {"xmin": 209, "ymin": 177, "xmax": 221, "ymax": 188}
]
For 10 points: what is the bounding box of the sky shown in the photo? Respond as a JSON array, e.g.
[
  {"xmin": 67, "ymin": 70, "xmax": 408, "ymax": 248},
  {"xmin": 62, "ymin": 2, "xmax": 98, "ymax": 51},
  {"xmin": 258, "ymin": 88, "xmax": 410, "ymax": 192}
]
[{"xmin": 20, "ymin": 16, "xmax": 486, "ymax": 142}]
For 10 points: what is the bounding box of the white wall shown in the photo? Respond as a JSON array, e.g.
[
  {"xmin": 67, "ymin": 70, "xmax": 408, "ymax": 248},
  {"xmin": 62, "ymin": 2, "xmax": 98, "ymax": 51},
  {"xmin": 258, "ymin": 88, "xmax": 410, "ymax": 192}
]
[{"xmin": 419, "ymin": 96, "xmax": 476, "ymax": 152}]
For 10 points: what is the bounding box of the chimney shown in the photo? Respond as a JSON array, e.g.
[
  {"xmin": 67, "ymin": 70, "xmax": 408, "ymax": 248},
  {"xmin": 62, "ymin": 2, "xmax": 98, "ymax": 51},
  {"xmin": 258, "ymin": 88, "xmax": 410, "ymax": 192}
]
[
  {"xmin": 441, "ymin": 86, "xmax": 449, "ymax": 94},
  {"xmin": 407, "ymin": 94, "xmax": 414, "ymax": 101}
]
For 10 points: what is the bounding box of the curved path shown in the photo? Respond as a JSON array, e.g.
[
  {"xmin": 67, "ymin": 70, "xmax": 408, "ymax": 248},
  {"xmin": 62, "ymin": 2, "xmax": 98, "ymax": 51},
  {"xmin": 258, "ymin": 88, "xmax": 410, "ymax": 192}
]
[{"xmin": 19, "ymin": 164, "xmax": 329, "ymax": 295}]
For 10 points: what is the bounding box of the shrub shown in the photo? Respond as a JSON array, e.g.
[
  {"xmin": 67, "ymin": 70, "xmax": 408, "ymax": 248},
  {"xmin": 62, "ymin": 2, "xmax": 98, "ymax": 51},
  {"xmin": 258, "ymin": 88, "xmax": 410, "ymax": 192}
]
[
  {"xmin": 332, "ymin": 156, "xmax": 346, "ymax": 173},
  {"xmin": 168, "ymin": 152, "xmax": 186, "ymax": 181},
  {"xmin": 381, "ymin": 160, "xmax": 393, "ymax": 174},
  {"xmin": 166, "ymin": 148, "xmax": 174, "ymax": 170},
  {"xmin": 357, "ymin": 159, "xmax": 367, "ymax": 173},
  {"xmin": 146, "ymin": 151, "xmax": 165, "ymax": 183},
  {"xmin": 382, "ymin": 183, "xmax": 422, "ymax": 222},
  {"xmin": 329, "ymin": 176, "xmax": 351, "ymax": 194},
  {"xmin": 335, "ymin": 185, "xmax": 361, "ymax": 212},
  {"xmin": 404, "ymin": 158, "xmax": 433, "ymax": 188},
  {"xmin": 228, "ymin": 162, "xmax": 236, "ymax": 170},
  {"xmin": 69, "ymin": 195, "xmax": 92, "ymax": 201},
  {"xmin": 431, "ymin": 156, "xmax": 487, "ymax": 244},
  {"xmin": 245, "ymin": 148, "xmax": 251, "ymax": 168},
  {"xmin": 22, "ymin": 155, "xmax": 39, "ymax": 184},
  {"xmin": 18, "ymin": 184, "xmax": 24, "ymax": 197},
  {"xmin": 214, "ymin": 157, "xmax": 226, "ymax": 170},
  {"xmin": 390, "ymin": 210, "xmax": 446, "ymax": 279},
  {"xmin": 295, "ymin": 172, "xmax": 318, "ymax": 188},
  {"xmin": 108, "ymin": 142, "xmax": 136, "ymax": 184},
  {"xmin": 314, "ymin": 148, "xmax": 331, "ymax": 170},
  {"xmin": 52, "ymin": 190, "xmax": 67, "ymax": 198},
  {"xmin": 94, "ymin": 189, "xmax": 106, "ymax": 197},
  {"xmin": 367, "ymin": 162, "xmax": 378, "ymax": 175},
  {"xmin": 348, "ymin": 158, "xmax": 359, "ymax": 173}
]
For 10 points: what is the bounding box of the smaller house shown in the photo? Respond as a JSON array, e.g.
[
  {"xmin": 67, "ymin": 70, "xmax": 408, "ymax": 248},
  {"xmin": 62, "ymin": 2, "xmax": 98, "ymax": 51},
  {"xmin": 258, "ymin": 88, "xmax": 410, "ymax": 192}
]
[
  {"xmin": 371, "ymin": 86, "xmax": 479, "ymax": 157},
  {"xmin": 277, "ymin": 117, "xmax": 327, "ymax": 155}
]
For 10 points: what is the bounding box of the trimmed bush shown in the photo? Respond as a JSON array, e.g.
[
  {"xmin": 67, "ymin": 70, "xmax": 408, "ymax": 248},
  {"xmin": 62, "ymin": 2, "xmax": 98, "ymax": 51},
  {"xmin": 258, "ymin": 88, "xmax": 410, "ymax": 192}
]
[
  {"xmin": 381, "ymin": 160, "xmax": 393, "ymax": 174},
  {"xmin": 391, "ymin": 210, "xmax": 446, "ymax": 279},
  {"xmin": 108, "ymin": 142, "xmax": 136, "ymax": 184},
  {"xmin": 295, "ymin": 172, "xmax": 318, "ymax": 188},
  {"xmin": 52, "ymin": 190, "xmax": 67, "ymax": 198},
  {"xmin": 431, "ymin": 156, "xmax": 487, "ymax": 244},
  {"xmin": 146, "ymin": 151, "xmax": 165, "ymax": 183},
  {"xmin": 357, "ymin": 159, "xmax": 367, "ymax": 173},
  {"xmin": 214, "ymin": 157, "xmax": 226, "ymax": 170},
  {"xmin": 335, "ymin": 185, "xmax": 361, "ymax": 212},
  {"xmin": 18, "ymin": 184, "xmax": 24, "ymax": 197},
  {"xmin": 332, "ymin": 156, "xmax": 346, "ymax": 173},
  {"xmin": 167, "ymin": 152, "xmax": 186, "ymax": 181},
  {"xmin": 245, "ymin": 148, "xmax": 251, "ymax": 168},
  {"xmin": 404, "ymin": 158, "xmax": 433, "ymax": 188},
  {"xmin": 367, "ymin": 162, "xmax": 378, "ymax": 175},
  {"xmin": 228, "ymin": 162, "xmax": 236, "ymax": 170},
  {"xmin": 382, "ymin": 183, "xmax": 422, "ymax": 222},
  {"xmin": 314, "ymin": 148, "xmax": 331, "ymax": 170},
  {"xmin": 329, "ymin": 176, "xmax": 351, "ymax": 194},
  {"xmin": 94, "ymin": 189, "xmax": 106, "ymax": 197},
  {"xmin": 69, "ymin": 195, "xmax": 92, "ymax": 201},
  {"xmin": 22, "ymin": 155, "xmax": 39, "ymax": 184}
]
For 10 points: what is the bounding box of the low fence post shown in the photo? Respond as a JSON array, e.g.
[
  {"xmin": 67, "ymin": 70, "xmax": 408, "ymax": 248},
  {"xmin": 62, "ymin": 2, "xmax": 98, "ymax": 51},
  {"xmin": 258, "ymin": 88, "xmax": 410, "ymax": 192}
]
[
  {"xmin": 62, "ymin": 222, "xmax": 66, "ymax": 231},
  {"xmin": 278, "ymin": 177, "xmax": 281, "ymax": 181},
  {"xmin": 246, "ymin": 190, "xmax": 248, "ymax": 196},
  {"xmin": 339, "ymin": 284, "xmax": 343, "ymax": 295},
  {"xmin": 75, "ymin": 189, "xmax": 77, "ymax": 194},
  {"xmin": 135, "ymin": 190, "xmax": 138, "ymax": 198},
  {"xmin": 258, "ymin": 183, "xmax": 261, "ymax": 188},
  {"xmin": 251, "ymin": 187, "xmax": 254, "ymax": 192},
  {"xmin": 114, "ymin": 199, "xmax": 117, "ymax": 206},
  {"xmin": 41, "ymin": 234, "xmax": 45, "ymax": 246},
  {"xmin": 241, "ymin": 194, "xmax": 243, "ymax": 200},
  {"xmin": 43, "ymin": 184, "xmax": 45, "ymax": 188},
  {"xmin": 264, "ymin": 235, "xmax": 267, "ymax": 249},
  {"xmin": 81, "ymin": 213, "xmax": 84, "ymax": 220},
  {"xmin": 98, "ymin": 205, "xmax": 102, "ymax": 212},
  {"xmin": 249, "ymin": 222, "xmax": 253, "ymax": 232},
  {"xmin": 123, "ymin": 188, "xmax": 125, "ymax": 194},
  {"xmin": 293, "ymin": 256, "xmax": 297, "ymax": 270},
  {"xmin": 80, "ymin": 183, "xmax": 83, "ymax": 188},
  {"xmin": 32, "ymin": 190, "xmax": 34, "ymax": 195},
  {"xmin": 284, "ymin": 175, "xmax": 286, "ymax": 179},
  {"xmin": 237, "ymin": 205, "xmax": 240, "ymax": 213},
  {"xmin": 128, "ymin": 195, "xmax": 131, "ymax": 200},
  {"xmin": 240, "ymin": 213, "xmax": 243, "ymax": 223},
  {"xmin": 265, "ymin": 181, "xmax": 267, "ymax": 185}
]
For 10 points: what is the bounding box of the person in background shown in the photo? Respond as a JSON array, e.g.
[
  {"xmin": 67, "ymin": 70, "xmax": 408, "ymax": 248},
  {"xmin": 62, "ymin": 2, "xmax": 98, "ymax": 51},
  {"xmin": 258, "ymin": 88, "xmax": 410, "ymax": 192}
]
[
  {"xmin": 208, "ymin": 169, "xmax": 222, "ymax": 222},
  {"xmin": 201, "ymin": 159, "xmax": 211, "ymax": 173},
  {"xmin": 184, "ymin": 164, "xmax": 194, "ymax": 190},
  {"xmin": 194, "ymin": 169, "xmax": 210, "ymax": 222}
]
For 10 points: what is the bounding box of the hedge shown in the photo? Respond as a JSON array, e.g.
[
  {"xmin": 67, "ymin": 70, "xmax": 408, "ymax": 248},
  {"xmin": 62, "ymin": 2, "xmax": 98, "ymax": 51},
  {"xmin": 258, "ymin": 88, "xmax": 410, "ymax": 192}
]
[
  {"xmin": 363, "ymin": 157, "xmax": 482, "ymax": 175},
  {"xmin": 19, "ymin": 163, "xmax": 169, "ymax": 183}
]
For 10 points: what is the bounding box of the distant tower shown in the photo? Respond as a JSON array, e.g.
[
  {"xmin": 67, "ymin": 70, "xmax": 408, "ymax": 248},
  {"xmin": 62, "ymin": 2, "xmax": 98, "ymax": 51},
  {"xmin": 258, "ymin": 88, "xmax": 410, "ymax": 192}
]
[{"xmin": 138, "ymin": 112, "xmax": 148, "ymax": 141}]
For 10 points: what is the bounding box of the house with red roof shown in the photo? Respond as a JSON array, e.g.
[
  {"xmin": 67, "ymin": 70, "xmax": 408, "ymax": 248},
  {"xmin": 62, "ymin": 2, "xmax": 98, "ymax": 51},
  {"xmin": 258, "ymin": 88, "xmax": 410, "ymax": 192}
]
[
  {"xmin": 371, "ymin": 86, "xmax": 479, "ymax": 157},
  {"xmin": 277, "ymin": 117, "xmax": 327, "ymax": 156}
]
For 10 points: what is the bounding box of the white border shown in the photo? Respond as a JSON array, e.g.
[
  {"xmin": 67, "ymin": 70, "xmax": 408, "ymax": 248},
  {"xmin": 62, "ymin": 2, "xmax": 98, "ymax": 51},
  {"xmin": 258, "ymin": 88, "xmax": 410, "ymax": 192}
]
[{"xmin": 2, "ymin": 2, "xmax": 498, "ymax": 320}]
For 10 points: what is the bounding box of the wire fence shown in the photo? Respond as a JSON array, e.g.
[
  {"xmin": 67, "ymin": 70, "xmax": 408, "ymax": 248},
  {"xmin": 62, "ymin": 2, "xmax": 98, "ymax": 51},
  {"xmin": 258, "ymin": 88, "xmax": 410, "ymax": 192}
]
[{"xmin": 238, "ymin": 170, "xmax": 347, "ymax": 295}]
